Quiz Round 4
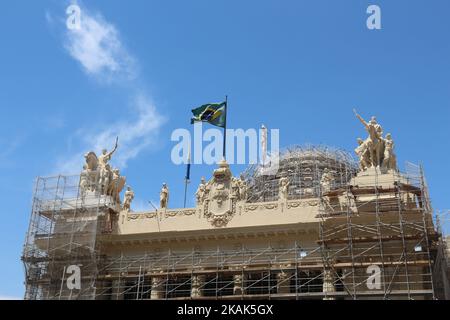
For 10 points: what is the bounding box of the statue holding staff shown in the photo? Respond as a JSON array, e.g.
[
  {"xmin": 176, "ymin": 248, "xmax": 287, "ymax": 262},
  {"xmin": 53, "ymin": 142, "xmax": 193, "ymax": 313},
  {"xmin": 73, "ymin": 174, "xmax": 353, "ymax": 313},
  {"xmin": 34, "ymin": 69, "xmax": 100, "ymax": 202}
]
[
  {"xmin": 98, "ymin": 137, "xmax": 119, "ymax": 169},
  {"xmin": 353, "ymin": 109, "xmax": 385, "ymax": 168}
]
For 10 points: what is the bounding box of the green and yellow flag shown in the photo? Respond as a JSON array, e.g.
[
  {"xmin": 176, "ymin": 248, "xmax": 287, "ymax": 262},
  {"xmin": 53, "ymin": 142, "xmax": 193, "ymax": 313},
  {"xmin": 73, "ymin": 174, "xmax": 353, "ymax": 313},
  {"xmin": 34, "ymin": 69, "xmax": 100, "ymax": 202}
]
[{"xmin": 191, "ymin": 102, "xmax": 227, "ymax": 128}]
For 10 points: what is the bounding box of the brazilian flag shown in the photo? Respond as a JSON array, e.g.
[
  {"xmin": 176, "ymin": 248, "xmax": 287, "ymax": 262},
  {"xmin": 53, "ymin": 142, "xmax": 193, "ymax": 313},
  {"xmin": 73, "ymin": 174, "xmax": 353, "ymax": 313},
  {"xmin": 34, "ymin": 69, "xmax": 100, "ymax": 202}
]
[{"xmin": 191, "ymin": 102, "xmax": 227, "ymax": 128}]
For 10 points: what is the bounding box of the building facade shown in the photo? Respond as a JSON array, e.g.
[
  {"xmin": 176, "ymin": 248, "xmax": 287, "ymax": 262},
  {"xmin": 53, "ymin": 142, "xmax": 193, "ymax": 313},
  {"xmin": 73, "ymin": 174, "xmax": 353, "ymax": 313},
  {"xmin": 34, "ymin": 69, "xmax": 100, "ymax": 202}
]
[{"xmin": 22, "ymin": 116, "xmax": 450, "ymax": 300}]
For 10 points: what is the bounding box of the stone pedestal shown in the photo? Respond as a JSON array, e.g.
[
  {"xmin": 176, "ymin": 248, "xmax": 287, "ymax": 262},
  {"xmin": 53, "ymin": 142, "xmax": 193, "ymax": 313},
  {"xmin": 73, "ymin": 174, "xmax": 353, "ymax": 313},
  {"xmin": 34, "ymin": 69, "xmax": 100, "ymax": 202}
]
[{"xmin": 351, "ymin": 167, "xmax": 406, "ymax": 188}]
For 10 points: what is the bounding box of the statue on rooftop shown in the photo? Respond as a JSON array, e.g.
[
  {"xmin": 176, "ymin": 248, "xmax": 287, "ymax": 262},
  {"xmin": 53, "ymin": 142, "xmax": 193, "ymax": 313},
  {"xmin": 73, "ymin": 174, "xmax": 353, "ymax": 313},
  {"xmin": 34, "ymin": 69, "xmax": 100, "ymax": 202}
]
[
  {"xmin": 238, "ymin": 174, "xmax": 248, "ymax": 202},
  {"xmin": 196, "ymin": 177, "xmax": 207, "ymax": 205},
  {"xmin": 107, "ymin": 168, "xmax": 126, "ymax": 203},
  {"xmin": 82, "ymin": 151, "xmax": 100, "ymax": 192},
  {"xmin": 382, "ymin": 133, "xmax": 398, "ymax": 172},
  {"xmin": 99, "ymin": 164, "xmax": 111, "ymax": 194},
  {"xmin": 320, "ymin": 168, "xmax": 335, "ymax": 194},
  {"xmin": 79, "ymin": 165, "xmax": 89, "ymax": 197},
  {"xmin": 123, "ymin": 186, "xmax": 135, "ymax": 212},
  {"xmin": 355, "ymin": 138, "xmax": 371, "ymax": 171},
  {"xmin": 98, "ymin": 137, "xmax": 118, "ymax": 170},
  {"xmin": 79, "ymin": 138, "xmax": 127, "ymax": 209},
  {"xmin": 353, "ymin": 109, "xmax": 385, "ymax": 168},
  {"xmin": 279, "ymin": 176, "xmax": 290, "ymax": 201},
  {"xmin": 160, "ymin": 183, "xmax": 169, "ymax": 209}
]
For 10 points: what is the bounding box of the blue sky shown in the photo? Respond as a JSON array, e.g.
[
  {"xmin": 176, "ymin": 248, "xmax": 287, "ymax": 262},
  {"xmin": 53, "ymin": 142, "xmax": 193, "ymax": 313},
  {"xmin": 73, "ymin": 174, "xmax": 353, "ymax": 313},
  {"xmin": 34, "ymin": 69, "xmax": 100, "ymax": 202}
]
[{"xmin": 0, "ymin": 0, "xmax": 449, "ymax": 299}]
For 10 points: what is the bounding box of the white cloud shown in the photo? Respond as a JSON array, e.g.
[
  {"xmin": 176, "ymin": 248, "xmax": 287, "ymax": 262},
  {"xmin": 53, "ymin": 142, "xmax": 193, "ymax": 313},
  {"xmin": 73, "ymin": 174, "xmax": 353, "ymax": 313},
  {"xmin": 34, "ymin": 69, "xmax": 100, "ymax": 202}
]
[
  {"xmin": 64, "ymin": 2, "xmax": 136, "ymax": 81},
  {"xmin": 50, "ymin": 2, "xmax": 166, "ymax": 175},
  {"xmin": 55, "ymin": 94, "xmax": 165, "ymax": 174}
]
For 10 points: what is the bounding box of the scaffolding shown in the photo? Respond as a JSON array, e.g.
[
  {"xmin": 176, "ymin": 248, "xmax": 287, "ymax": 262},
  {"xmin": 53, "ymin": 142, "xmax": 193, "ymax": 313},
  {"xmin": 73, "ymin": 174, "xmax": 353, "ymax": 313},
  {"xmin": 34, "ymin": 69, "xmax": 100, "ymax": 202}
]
[
  {"xmin": 246, "ymin": 145, "xmax": 358, "ymax": 203},
  {"xmin": 87, "ymin": 245, "xmax": 325, "ymax": 300},
  {"xmin": 22, "ymin": 174, "xmax": 118, "ymax": 300},
  {"xmin": 318, "ymin": 162, "xmax": 440, "ymax": 300}
]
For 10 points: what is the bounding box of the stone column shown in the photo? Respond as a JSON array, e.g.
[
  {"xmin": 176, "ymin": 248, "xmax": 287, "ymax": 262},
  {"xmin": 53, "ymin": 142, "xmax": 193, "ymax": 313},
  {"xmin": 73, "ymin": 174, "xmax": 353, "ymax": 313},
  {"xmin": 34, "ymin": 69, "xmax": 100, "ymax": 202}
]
[
  {"xmin": 233, "ymin": 274, "xmax": 245, "ymax": 296},
  {"xmin": 277, "ymin": 271, "xmax": 292, "ymax": 294},
  {"xmin": 151, "ymin": 277, "xmax": 165, "ymax": 300},
  {"xmin": 191, "ymin": 275, "xmax": 205, "ymax": 299},
  {"xmin": 323, "ymin": 269, "xmax": 336, "ymax": 300}
]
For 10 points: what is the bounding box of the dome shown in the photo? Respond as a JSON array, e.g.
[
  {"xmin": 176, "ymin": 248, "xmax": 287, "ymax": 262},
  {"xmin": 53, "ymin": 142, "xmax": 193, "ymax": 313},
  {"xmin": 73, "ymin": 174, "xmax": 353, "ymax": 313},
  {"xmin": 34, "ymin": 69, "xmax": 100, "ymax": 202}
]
[{"xmin": 245, "ymin": 145, "xmax": 358, "ymax": 203}]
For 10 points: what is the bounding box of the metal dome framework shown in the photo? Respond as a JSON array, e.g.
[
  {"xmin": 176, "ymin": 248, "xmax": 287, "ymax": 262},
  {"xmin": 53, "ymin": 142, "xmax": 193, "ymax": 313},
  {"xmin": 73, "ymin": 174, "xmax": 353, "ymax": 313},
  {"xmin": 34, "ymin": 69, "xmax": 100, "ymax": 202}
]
[{"xmin": 245, "ymin": 145, "xmax": 358, "ymax": 203}]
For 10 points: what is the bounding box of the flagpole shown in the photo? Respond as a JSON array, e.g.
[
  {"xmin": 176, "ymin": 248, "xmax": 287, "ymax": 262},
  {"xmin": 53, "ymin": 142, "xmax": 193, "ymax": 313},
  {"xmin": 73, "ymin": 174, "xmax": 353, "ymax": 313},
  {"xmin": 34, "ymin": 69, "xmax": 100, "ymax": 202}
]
[
  {"xmin": 223, "ymin": 95, "xmax": 228, "ymax": 160},
  {"xmin": 183, "ymin": 179, "xmax": 188, "ymax": 208},
  {"xmin": 183, "ymin": 150, "xmax": 191, "ymax": 208}
]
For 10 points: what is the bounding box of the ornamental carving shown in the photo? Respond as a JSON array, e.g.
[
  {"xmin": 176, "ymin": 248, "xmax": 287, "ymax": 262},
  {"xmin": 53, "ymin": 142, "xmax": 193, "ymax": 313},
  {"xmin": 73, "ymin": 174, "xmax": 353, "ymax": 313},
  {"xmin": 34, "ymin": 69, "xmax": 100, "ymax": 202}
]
[
  {"xmin": 127, "ymin": 212, "xmax": 157, "ymax": 221},
  {"xmin": 286, "ymin": 200, "xmax": 319, "ymax": 209},
  {"xmin": 203, "ymin": 160, "xmax": 236, "ymax": 227},
  {"xmin": 244, "ymin": 202, "xmax": 278, "ymax": 213},
  {"xmin": 164, "ymin": 209, "xmax": 196, "ymax": 218}
]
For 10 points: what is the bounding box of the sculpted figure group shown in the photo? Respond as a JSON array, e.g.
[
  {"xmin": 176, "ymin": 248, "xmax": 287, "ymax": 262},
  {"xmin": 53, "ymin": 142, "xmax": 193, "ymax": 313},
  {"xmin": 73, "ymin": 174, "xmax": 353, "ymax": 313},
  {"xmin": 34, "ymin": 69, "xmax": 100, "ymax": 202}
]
[
  {"xmin": 353, "ymin": 110, "xmax": 398, "ymax": 172},
  {"xmin": 79, "ymin": 138, "xmax": 128, "ymax": 207}
]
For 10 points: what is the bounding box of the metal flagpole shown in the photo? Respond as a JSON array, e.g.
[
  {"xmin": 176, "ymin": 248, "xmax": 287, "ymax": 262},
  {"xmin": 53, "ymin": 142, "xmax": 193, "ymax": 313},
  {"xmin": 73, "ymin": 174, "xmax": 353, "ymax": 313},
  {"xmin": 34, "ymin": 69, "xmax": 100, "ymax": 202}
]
[
  {"xmin": 223, "ymin": 95, "xmax": 228, "ymax": 160},
  {"xmin": 183, "ymin": 149, "xmax": 191, "ymax": 208}
]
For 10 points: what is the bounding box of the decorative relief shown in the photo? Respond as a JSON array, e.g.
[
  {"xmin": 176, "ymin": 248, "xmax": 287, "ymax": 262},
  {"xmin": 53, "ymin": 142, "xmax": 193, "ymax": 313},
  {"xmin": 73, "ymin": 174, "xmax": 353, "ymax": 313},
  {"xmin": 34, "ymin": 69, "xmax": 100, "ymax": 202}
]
[
  {"xmin": 287, "ymin": 200, "xmax": 319, "ymax": 209},
  {"xmin": 243, "ymin": 199, "xmax": 319, "ymax": 213},
  {"xmin": 244, "ymin": 203, "xmax": 278, "ymax": 213},
  {"xmin": 164, "ymin": 209, "xmax": 196, "ymax": 218},
  {"xmin": 127, "ymin": 212, "xmax": 157, "ymax": 221}
]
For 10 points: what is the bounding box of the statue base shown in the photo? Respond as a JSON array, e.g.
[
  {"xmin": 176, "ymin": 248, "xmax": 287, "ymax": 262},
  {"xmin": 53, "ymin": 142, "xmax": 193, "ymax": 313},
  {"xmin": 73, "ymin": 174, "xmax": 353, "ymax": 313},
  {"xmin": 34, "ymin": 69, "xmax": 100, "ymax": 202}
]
[{"xmin": 351, "ymin": 167, "xmax": 408, "ymax": 189}]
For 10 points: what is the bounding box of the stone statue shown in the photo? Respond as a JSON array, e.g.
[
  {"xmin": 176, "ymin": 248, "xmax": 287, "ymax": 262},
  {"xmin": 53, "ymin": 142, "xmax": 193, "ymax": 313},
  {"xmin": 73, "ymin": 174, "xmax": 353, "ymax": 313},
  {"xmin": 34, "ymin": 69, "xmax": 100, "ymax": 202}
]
[
  {"xmin": 107, "ymin": 168, "xmax": 126, "ymax": 203},
  {"xmin": 238, "ymin": 174, "xmax": 248, "ymax": 202},
  {"xmin": 84, "ymin": 151, "xmax": 99, "ymax": 171},
  {"xmin": 231, "ymin": 177, "xmax": 240, "ymax": 199},
  {"xmin": 279, "ymin": 176, "xmax": 290, "ymax": 201},
  {"xmin": 195, "ymin": 177, "xmax": 207, "ymax": 205},
  {"xmin": 79, "ymin": 165, "xmax": 89, "ymax": 197},
  {"xmin": 160, "ymin": 183, "xmax": 169, "ymax": 209},
  {"xmin": 123, "ymin": 186, "xmax": 135, "ymax": 212},
  {"xmin": 355, "ymin": 138, "xmax": 371, "ymax": 171},
  {"xmin": 320, "ymin": 168, "xmax": 334, "ymax": 194},
  {"xmin": 79, "ymin": 139, "xmax": 128, "ymax": 209},
  {"xmin": 382, "ymin": 133, "xmax": 397, "ymax": 172},
  {"xmin": 99, "ymin": 164, "xmax": 112, "ymax": 194},
  {"xmin": 83, "ymin": 152, "xmax": 100, "ymax": 192},
  {"xmin": 354, "ymin": 109, "xmax": 385, "ymax": 168},
  {"xmin": 98, "ymin": 137, "xmax": 118, "ymax": 170}
]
